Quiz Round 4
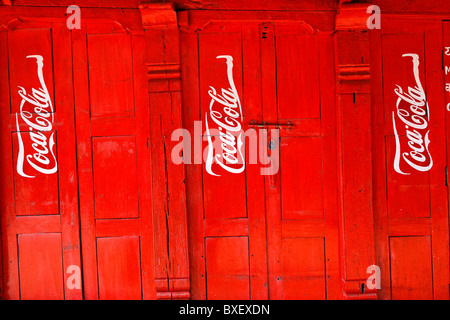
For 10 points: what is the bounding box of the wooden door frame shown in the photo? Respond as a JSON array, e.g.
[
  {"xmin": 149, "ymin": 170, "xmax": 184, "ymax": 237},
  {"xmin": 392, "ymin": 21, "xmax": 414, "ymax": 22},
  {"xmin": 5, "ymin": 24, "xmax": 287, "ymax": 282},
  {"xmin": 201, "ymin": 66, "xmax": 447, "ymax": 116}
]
[{"xmin": 139, "ymin": 3, "xmax": 190, "ymax": 300}]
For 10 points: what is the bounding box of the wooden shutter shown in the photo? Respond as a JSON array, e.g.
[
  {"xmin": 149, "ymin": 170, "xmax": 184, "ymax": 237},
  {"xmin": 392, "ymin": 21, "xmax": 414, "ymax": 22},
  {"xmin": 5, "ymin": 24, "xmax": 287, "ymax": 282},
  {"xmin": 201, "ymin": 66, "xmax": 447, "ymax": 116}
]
[{"xmin": 0, "ymin": 20, "xmax": 81, "ymax": 300}]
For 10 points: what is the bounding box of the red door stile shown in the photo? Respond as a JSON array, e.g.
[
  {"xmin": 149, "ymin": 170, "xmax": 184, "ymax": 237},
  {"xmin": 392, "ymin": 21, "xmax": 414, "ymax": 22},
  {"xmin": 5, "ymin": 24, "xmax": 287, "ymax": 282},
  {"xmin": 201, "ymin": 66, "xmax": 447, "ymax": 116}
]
[
  {"xmin": 72, "ymin": 21, "xmax": 154, "ymax": 300},
  {"xmin": 0, "ymin": 19, "xmax": 81, "ymax": 300}
]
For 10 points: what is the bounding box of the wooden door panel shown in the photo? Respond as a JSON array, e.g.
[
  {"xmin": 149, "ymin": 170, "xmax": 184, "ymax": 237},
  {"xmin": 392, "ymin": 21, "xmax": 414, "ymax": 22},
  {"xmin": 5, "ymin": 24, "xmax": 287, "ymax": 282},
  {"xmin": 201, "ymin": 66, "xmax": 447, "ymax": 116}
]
[
  {"xmin": 281, "ymin": 137, "xmax": 324, "ymax": 220},
  {"xmin": 73, "ymin": 22, "xmax": 153, "ymax": 300},
  {"xmin": 97, "ymin": 236, "xmax": 142, "ymax": 300},
  {"xmin": 390, "ymin": 236, "xmax": 433, "ymax": 300},
  {"xmin": 381, "ymin": 33, "xmax": 431, "ymax": 220},
  {"xmin": 18, "ymin": 233, "xmax": 64, "ymax": 300},
  {"xmin": 12, "ymin": 131, "xmax": 60, "ymax": 216},
  {"xmin": 385, "ymin": 135, "xmax": 431, "ymax": 219},
  {"xmin": 8, "ymin": 28, "xmax": 55, "ymax": 115},
  {"xmin": 0, "ymin": 20, "xmax": 82, "ymax": 300},
  {"xmin": 276, "ymin": 34, "xmax": 320, "ymax": 120},
  {"xmin": 9, "ymin": 26, "xmax": 59, "ymax": 216},
  {"xmin": 183, "ymin": 22, "xmax": 268, "ymax": 300},
  {"xmin": 205, "ymin": 237, "xmax": 250, "ymax": 300},
  {"xmin": 87, "ymin": 33, "xmax": 135, "ymax": 118},
  {"xmin": 263, "ymin": 23, "xmax": 339, "ymax": 300},
  {"xmin": 199, "ymin": 30, "xmax": 247, "ymax": 220},
  {"xmin": 92, "ymin": 136, "xmax": 139, "ymax": 219},
  {"xmin": 281, "ymin": 238, "xmax": 326, "ymax": 300},
  {"xmin": 372, "ymin": 20, "xmax": 449, "ymax": 300}
]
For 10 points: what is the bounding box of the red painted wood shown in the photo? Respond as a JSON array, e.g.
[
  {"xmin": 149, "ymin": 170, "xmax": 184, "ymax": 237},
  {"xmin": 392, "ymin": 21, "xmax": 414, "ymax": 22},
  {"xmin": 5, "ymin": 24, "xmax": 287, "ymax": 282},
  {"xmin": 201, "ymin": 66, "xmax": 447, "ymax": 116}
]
[
  {"xmin": 198, "ymin": 24, "xmax": 254, "ymax": 300},
  {"xmin": 0, "ymin": 6, "xmax": 142, "ymax": 30},
  {"xmin": 281, "ymin": 137, "xmax": 324, "ymax": 220},
  {"xmin": 205, "ymin": 237, "xmax": 250, "ymax": 300},
  {"xmin": 141, "ymin": 4, "xmax": 190, "ymax": 300},
  {"xmin": 92, "ymin": 136, "xmax": 139, "ymax": 219},
  {"xmin": 266, "ymin": 23, "xmax": 340, "ymax": 300},
  {"xmin": 180, "ymin": 16, "xmax": 341, "ymax": 300},
  {"xmin": 242, "ymin": 23, "xmax": 269, "ymax": 300},
  {"xmin": 72, "ymin": 19, "xmax": 154, "ymax": 300},
  {"xmin": 0, "ymin": 28, "xmax": 19, "ymax": 300},
  {"xmin": 88, "ymin": 33, "xmax": 134, "ymax": 118},
  {"xmin": 281, "ymin": 238, "xmax": 326, "ymax": 300},
  {"xmin": 180, "ymin": 27, "xmax": 206, "ymax": 300},
  {"xmin": 424, "ymin": 21, "xmax": 449, "ymax": 300},
  {"xmin": 1, "ymin": 0, "xmax": 450, "ymax": 301},
  {"xmin": 9, "ymin": 28, "xmax": 58, "ymax": 217},
  {"xmin": 18, "ymin": 233, "xmax": 64, "ymax": 300},
  {"xmin": 276, "ymin": 34, "xmax": 320, "ymax": 120},
  {"xmin": 1, "ymin": 19, "xmax": 82, "ymax": 300},
  {"xmin": 371, "ymin": 18, "xmax": 449, "ymax": 300},
  {"xmin": 199, "ymin": 30, "xmax": 247, "ymax": 219},
  {"xmin": 334, "ymin": 10, "xmax": 377, "ymax": 298},
  {"xmin": 12, "ymin": 0, "xmax": 141, "ymax": 7},
  {"xmin": 390, "ymin": 236, "xmax": 433, "ymax": 300},
  {"xmin": 52, "ymin": 21, "xmax": 83, "ymax": 300},
  {"xmin": 97, "ymin": 236, "xmax": 142, "ymax": 300}
]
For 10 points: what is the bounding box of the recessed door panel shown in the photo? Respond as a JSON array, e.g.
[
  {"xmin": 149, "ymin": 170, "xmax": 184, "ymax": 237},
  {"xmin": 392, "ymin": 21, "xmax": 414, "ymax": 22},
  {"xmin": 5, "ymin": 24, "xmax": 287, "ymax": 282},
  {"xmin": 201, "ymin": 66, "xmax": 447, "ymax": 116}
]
[
  {"xmin": 205, "ymin": 237, "xmax": 250, "ymax": 300},
  {"xmin": 97, "ymin": 236, "xmax": 142, "ymax": 300},
  {"xmin": 18, "ymin": 233, "xmax": 64, "ymax": 300}
]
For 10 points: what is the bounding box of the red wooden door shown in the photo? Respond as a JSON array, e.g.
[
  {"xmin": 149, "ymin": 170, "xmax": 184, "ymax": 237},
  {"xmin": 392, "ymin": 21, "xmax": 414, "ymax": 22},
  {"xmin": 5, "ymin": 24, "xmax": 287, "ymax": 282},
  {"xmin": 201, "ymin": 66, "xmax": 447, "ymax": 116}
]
[
  {"xmin": 261, "ymin": 23, "xmax": 340, "ymax": 300},
  {"xmin": 372, "ymin": 18, "xmax": 449, "ymax": 300},
  {"xmin": 0, "ymin": 20, "xmax": 82, "ymax": 300},
  {"xmin": 181, "ymin": 20, "xmax": 341, "ymax": 300},
  {"xmin": 71, "ymin": 20, "xmax": 154, "ymax": 300},
  {"xmin": 0, "ymin": 13, "xmax": 154, "ymax": 300},
  {"xmin": 183, "ymin": 22, "xmax": 268, "ymax": 300}
]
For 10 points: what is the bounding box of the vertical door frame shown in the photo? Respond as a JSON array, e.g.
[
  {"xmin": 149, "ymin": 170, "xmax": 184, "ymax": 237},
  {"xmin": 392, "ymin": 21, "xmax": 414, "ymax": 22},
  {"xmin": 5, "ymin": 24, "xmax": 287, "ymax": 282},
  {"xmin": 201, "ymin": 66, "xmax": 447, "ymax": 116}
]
[
  {"xmin": 335, "ymin": 2, "xmax": 377, "ymax": 300},
  {"xmin": 139, "ymin": 2, "xmax": 190, "ymax": 300}
]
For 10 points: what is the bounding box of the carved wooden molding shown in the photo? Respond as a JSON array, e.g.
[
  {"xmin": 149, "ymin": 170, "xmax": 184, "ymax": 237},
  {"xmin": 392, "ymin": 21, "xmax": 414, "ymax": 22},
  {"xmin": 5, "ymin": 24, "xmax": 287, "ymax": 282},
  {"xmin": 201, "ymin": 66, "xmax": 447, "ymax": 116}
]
[
  {"xmin": 147, "ymin": 63, "xmax": 181, "ymax": 81},
  {"xmin": 337, "ymin": 64, "xmax": 370, "ymax": 81},
  {"xmin": 336, "ymin": 2, "xmax": 371, "ymax": 31},
  {"xmin": 334, "ymin": 2, "xmax": 376, "ymax": 301},
  {"xmin": 139, "ymin": 1, "xmax": 190, "ymax": 301},
  {"xmin": 139, "ymin": 2, "xmax": 177, "ymax": 29}
]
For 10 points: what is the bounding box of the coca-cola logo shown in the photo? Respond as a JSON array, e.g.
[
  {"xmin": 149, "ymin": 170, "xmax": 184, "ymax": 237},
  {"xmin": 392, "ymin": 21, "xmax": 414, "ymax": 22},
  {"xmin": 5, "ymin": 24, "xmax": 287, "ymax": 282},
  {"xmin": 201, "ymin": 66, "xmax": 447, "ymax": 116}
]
[
  {"xmin": 15, "ymin": 55, "xmax": 58, "ymax": 178},
  {"xmin": 204, "ymin": 55, "xmax": 245, "ymax": 176},
  {"xmin": 392, "ymin": 53, "xmax": 433, "ymax": 175}
]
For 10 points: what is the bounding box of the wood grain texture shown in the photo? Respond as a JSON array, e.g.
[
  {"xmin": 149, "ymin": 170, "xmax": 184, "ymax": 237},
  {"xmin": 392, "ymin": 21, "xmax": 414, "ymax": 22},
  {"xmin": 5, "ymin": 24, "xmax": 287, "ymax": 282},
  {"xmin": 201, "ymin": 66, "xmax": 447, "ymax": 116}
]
[
  {"xmin": 18, "ymin": 233, "xmax": 64, "ymax": 300},
  {"xmin": 390, "ymin": 236, "xmax": 433, "ymax": 300},
  {"xmin": 372, "ymin": 18, "xmax": 449, "ymax": 300},
  {"xmin": 97, "ymin": 236, "xmax": 142, "ymax": 300},
  {"xmin": 335, "ymin": 4, "xmax": 376, "ymax": 299}
]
